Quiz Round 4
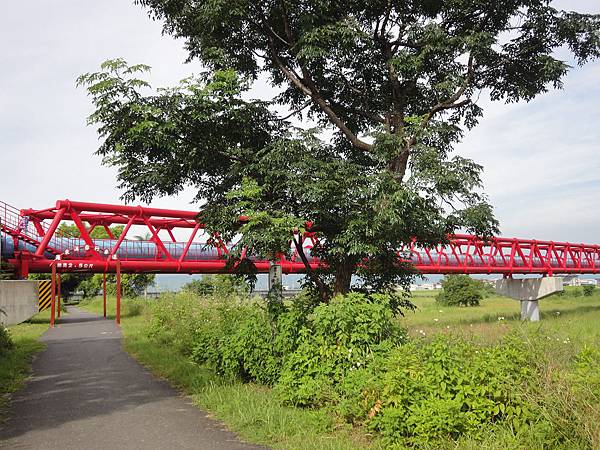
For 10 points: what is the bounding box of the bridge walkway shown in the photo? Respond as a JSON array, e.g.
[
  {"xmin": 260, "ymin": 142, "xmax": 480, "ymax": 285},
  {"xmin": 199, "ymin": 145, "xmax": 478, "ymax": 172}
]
[{"xmin": 0, "ymin": 307, "xmax": 264, "ymax": 450}]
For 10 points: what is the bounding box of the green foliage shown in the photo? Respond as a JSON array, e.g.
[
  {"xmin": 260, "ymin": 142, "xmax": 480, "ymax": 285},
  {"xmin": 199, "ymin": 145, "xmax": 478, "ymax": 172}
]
[
  {"xmin": 276, "ymin": 292, "xmax": 407, "ymax": 406},
  {"xmin": 135, "ymin": 288, "xmax": 600, "ymax": 448},
  {"xmin": 138, "ymin": 1, "xmax": 600, "ymax": 134},
  {"xmin": 0, "ymin": 319, "xmax": 47, "ymax": 419},
  {"xmin": 79, "ymin": 61, "xmax": 498, "ymax": 303},
  {"xmin": 109, "ymin": 308, "xmax": 369, "ymax": 449},
  {"xmin": 436, "ymin": 275, "xmax": 483, "ymax": 307},
  {"xmin": 78, "ymin": 273, "xmax": 155, "ymax": 299},
  {"xmin": 336, "ymin": 334, "xmax": 534, "ymax": 446},
  {"xmin": 108, "ymin": 0, "xmax": 600, "ymax": 300},
  {"xmin": 582, "ymin": 285, "xmax": 595, "ymax": 297},
  {"xmin": 55, "ymin": 223, "xmax": 124, "ymax": 239},
  {"xmin": 148, "ymin": 292, "xmax": 309, "ymax": 385},
  {"xmin": 147, "ymin": 291, "xmax": 404, "ymax": 390},
  {"xmin": 0, "ymin": 262, "xmax": 14, "ymax": 280},
  {"xmin": 0, "ymin": 326, "xmax": 13, "ymax": 356},
  {"xmin": 573, "ymin": 345, "xmax": 600, "ymax": 397},
  {"xmin": 182, "ymin": 275, "xmax": 249, "ymax": 297},
  {"xmin": 80, "ymin": 3, "xmax": 599, "ymax": 303}
]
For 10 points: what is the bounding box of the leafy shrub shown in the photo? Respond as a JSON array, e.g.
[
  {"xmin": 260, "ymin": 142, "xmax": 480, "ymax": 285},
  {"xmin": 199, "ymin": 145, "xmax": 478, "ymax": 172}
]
[
  {"xmin": 0, "ymin": 326, "xmax": 14, "ymax": 356},
  {"xmin": 436, "ymin": 274, "xmax": 483, "ymax": 306},
  {"xmin": 182, "ymin": 275, "xmax": 249, "ymax": 297},
  {"xmin": 191, "ymin": 301, "xmax": 280, "ymax": 383},
  {"xmin": 337, "ymin": 334, "xmax": 535, "ymax": 446},
  {"xmin": 149, "ymin": 291, "xmax": 310, "ymax": 384},
  {"xmin": 276, "ymin": 293, "xmax": 407, "ymax": 407},
  {"xmin": 571, "ymin": 287, "xmax": 583, "ymax": 297},
  {"xmin": 148, "ymin": 293, "xmax": 213, "ymax": 356},
  {"xmin": 573, "ymin": 345, "xmax": 600, "ymax": 397},
  {"xmin": 582, "ymin": 285, "xmax": 595, "ymax": 297}
]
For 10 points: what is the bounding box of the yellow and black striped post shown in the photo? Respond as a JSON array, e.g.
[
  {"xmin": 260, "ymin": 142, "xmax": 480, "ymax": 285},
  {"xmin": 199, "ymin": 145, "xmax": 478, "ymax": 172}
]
[{"xmin": 38, "ymin": 280, "xmax": 52, "ymax": 312}]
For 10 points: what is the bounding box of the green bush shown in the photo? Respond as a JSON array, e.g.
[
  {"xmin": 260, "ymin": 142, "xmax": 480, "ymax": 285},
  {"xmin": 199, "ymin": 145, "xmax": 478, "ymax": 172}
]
[
  {"xmin": 190, "ymin": 301, "xmax": 282, "ymax": 384},
  {"xmin": 121, "ymin": 299, "xmax": 146, "ymax": 317},
  {"xmin": 148, "ymin": 293, "xmax": 214, "ymax": 356},
  {"xmin": 582, "ymin": 285, "xmax": 595, "ymax": 297},
  {"xmin": 337, "ymin": 334, "xmax": 535, "ymax": 446},
  {"xmin": 276, "ymin": 293, "xmax": 407, "ymax": 407},
  {"xmin": 0, "ymin": 325, "xmax": 14, "ymax": 356},
  {"xmin": 573, "ymin": 345, "xmax": 600, "ymax": 397},
  {"xmin": 149, "ymin": 291, "xmax": 310, "ymax": 385},
  {"xmin": 436, "ymin": 274, "xmax": 483, "ymax": 306},
  {"xmin": 182, "ymin": 275, "xmax": 249, "ymax": 297}
]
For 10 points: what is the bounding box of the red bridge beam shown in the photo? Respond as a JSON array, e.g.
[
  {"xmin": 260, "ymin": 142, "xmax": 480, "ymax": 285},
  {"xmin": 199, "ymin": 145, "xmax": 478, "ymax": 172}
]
[{"xmin": 3, "ymin": 199, "xmax": 600, "ymax": 276}]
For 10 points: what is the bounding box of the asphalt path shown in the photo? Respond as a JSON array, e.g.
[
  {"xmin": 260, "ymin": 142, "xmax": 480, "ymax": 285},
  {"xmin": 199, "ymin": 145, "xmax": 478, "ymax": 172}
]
[{"xmin": 0, "ymin": 307, "xmax": 266, "ymax": 450}]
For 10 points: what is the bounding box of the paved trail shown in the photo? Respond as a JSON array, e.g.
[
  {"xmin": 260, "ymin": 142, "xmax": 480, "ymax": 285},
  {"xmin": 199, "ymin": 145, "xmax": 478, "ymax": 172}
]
[{"xmin": 0, "ymin": 307, "xmax": 265, "ymax": 450}]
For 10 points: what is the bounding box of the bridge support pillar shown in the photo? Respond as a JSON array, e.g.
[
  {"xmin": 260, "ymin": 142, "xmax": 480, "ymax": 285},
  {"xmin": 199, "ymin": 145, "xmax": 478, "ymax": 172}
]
[
  {"xmin": 495, "ymin": 277, "xmax": 563, "ymax": 321},
  {"xmin": 520, "ymin": 300, "xmax": 540, "ymax": 321},
  {"xmin": 268, "ymin": 261, "xmax": 282, "ymax": 294},
  {"xmin": 103, "ymin": 273, "xmax": 107, "ymax": 318},
  {"xmin": 57, "ymin": 274, "xmax": 61, "ymax": 319},
  {"xmin": 116, "ymin": 261, "xmax": 121, "ymax": 325},
  {"xmin": 50, "ymin": 263, "xmax": 56, "ymax": 327}
]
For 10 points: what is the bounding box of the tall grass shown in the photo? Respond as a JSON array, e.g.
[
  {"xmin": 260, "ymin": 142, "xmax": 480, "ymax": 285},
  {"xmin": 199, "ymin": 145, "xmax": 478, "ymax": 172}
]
[{"xmin": 0, "ymin": 311, "xmax": 49, "ymax": 419}]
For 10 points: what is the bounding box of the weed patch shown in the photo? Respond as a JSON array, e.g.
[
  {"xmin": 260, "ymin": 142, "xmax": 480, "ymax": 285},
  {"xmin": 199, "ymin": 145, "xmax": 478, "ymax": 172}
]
[{"xmin": 0, "ymin": 312, "xmax": 48, "ymax": 419}]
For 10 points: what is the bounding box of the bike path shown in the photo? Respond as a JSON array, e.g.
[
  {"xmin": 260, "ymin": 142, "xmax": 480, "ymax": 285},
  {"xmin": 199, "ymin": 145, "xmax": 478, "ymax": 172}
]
[{"xmin": 0, "ymin": 307, "xmax": 265, "ymax": 450}]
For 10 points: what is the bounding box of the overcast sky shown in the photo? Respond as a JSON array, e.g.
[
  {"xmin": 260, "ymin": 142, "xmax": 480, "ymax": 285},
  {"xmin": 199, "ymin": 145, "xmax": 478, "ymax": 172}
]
[{"xmin": 1, "ymin": 1, "xmax": 599, "ymax": 245}]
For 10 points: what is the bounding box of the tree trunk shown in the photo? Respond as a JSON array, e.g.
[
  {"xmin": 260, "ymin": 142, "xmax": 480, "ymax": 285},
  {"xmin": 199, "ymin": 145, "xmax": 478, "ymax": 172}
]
[{"xmin": 333, "ymin": 258, "xmax": 354, "ymax": 297}]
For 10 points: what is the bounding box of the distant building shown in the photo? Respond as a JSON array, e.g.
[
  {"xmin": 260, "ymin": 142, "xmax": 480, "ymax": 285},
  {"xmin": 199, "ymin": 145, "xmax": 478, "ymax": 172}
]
[
  {"xmin": 410, "ymin": 282, "xmax": 442, "ymax": 291},
  {"xmin": 562, "ymin": 275, "xmax": 579, "ymax": 286},
  {"xmin": 562, "ymin": 276, "xmax": 597, "ymax": 287}
]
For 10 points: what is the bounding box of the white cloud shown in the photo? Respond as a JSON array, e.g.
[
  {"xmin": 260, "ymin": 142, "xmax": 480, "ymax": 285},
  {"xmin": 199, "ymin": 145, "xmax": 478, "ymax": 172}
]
[{"xmin": 456, "ymin": 60, "xmax": 600, "ymax": 241}]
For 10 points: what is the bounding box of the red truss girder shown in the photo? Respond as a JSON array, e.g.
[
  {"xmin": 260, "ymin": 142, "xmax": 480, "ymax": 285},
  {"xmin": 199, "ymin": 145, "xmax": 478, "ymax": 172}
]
[{"xmin": 3, "ymin": 199, "xmax": 600, "ymax": 276}]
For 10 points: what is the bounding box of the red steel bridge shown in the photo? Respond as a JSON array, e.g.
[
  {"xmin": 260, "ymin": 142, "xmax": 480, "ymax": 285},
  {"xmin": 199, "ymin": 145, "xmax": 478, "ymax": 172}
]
[
  {"xmin": 2, "ymin": 199, "xmax": 600, "ymax": 325},
  {"xmin": 3, "ymin": 199, "xmax": 600, "ymax": 278}
]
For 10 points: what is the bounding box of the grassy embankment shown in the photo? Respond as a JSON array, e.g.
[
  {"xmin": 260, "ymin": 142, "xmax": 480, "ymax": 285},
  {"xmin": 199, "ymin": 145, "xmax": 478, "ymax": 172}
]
[
  {"xmin": 0, "ymin": 310, "xmax": 50, "ymax": 420},
  {"xmin": 79, "ymin": 287, "xmax": 600, "ymax": 449}
]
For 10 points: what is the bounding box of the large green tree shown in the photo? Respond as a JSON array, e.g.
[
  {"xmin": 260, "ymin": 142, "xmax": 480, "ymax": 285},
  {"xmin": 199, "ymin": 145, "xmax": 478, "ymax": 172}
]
[{"xmin": 78, "ymin": 1, "xmax": 599, "ymax": 302}]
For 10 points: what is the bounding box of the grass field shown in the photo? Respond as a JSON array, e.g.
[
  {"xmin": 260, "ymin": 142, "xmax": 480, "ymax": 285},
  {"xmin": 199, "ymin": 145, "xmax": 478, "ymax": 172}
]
[
  {"xmin": 402, "ymin": 288, "xmax": 600, "ymax": 347},
  {"xmin": 79, "ymin": 287, "xmax": 600, "ymax": 449},
  {"xmin": 0, "ymin": 310, "xmax": 50, "ymax": 420}
]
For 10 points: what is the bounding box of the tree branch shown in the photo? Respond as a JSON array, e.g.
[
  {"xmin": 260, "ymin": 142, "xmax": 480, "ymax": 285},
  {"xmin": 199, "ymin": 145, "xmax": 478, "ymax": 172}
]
[
  {"xmin": 280, "ymin": 0, "xmax": 293, "ymax": 42},
  {"xmin": 250, "ymin": 6, "xmax": 374, "ymax": 153},
  {"xmin": 380, "ymin": 0, "xmax": 393, "ymax": 41},
  {"xmin": 266, "ymin": 36, "xmax": 373, "ymax": 151},
  {"xmin": 408, "ymin": 54, "xmax": 475, "ymax": 147},
  {"xmin": 292, "ymin": 234, "xmax": 330, "ymax": 302},
  {"xmin": 276, "ymin": 100, "xmax": 310, "ymax": 121}
]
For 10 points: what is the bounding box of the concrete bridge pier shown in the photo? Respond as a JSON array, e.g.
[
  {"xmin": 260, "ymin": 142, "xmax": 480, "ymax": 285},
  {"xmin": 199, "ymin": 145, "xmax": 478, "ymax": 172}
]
[
  {"xmin": 520, "ymin": 299, "xmax": 540, "ymax": 322},
  {"xmin": 0, "ymin": 280, "xmax": 40, "ymax": 325},
  {"xmin": 495, "ymin": 277, "xmax": 563, "ymax": 321}
]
